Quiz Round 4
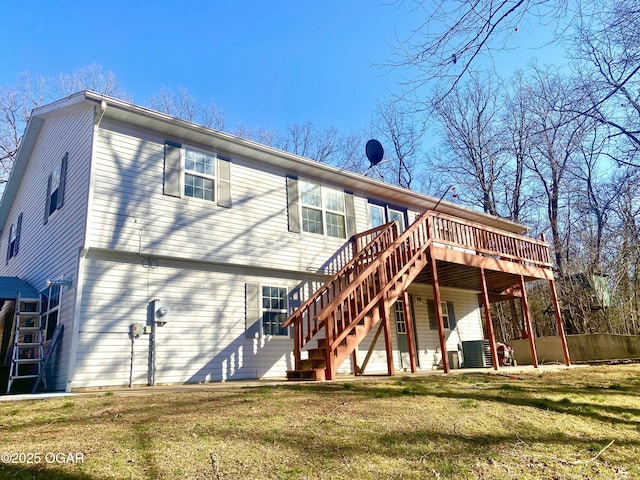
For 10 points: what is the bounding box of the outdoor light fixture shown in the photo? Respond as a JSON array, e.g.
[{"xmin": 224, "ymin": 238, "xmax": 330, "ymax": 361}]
[{"xmin": 45, "ymin": 278, "xmax": 73, "ymax": 288}]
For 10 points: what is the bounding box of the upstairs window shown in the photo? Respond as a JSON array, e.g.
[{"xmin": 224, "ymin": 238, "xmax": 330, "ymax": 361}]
[
  {"xmin": 368, "ymin": 202, "xmax": 407, "ymax": 232},
  {"xmin": 163, "ymin": 142, "xmax": 232, "ymax": 207},
  {"xmin": 300, "ymin": 180, "xmax": 346, "ymax": 238},
  {"xmin": 44, "ymin": 153, "xmax": 68, "ymax": 224},
  {"xmin": 6, "ymin": 213, "xmax": 23, "ymax": 263},
  {"xmin": 184, "ymin": 147, "xmax": 216, "ymax": 201}
]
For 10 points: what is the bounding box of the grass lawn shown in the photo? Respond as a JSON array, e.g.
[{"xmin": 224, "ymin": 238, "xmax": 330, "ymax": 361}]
[{"xmin": 0, "ymin": 364, "xmax": 639, "ymax": 479}]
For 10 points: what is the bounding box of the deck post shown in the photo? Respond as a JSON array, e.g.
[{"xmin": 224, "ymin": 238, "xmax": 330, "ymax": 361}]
[
  {"xmin": 402, "ymin": 291, "xmax": 417, "ymax": 373},
  {"xmin": 380, "ymin": 299, "xmax": 395, "ymax": 376},
  {"xmin": 479, "ymin": 268, "xmax": 499, "ymax": 370},
  {"xmin": 549, "ymin": 278, "xmax": 571, "ymax": 366},
  {"xmin": 325, "ymin": 311, "xmax": 336, "ymax": 380},
  {"xmin": 518, "ymin": 275, "xmax": 538, "ymax": 368},
  {"xmin": 429, "ymin": 254, "xmax": 450, "ymax": 373}
]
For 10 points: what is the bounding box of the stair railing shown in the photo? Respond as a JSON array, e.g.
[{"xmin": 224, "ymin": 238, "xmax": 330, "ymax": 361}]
[
  {"xmin": 318, "ymin": 211, "xmax": 434, "ymax": 379},
  {"xmin": 282, "ymin": 221, "xmax": 400, "ymax": 368}
]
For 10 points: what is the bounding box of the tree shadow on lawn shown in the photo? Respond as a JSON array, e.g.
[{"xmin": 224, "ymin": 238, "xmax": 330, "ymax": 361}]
[
  {"xmin": 278, "ymin": 374, "xmax": 640, "ymax": 428},
  {"xmin": 0, "ymin": 464, "xmax": 94, "ymax": 480}
]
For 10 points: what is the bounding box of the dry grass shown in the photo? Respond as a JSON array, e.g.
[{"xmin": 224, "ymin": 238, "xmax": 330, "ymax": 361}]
[{"xmin": 1, "ymin": 364, "xmax": 639, "ymax": 479}]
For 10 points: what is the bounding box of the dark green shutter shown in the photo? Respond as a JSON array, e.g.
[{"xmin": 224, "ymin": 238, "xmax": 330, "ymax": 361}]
[
  {"xmin": 286, "ymin": 176, "xmax": 300, "ymax": 233},
  {"xmin": 428, "ymin": 300, "xmax": 437, "ymax": 330},
  {"xmin": 447, "ymin": 301, "xmax": 457, "ymax": 330},
  {"xmin": 44, "ymin": 174, "xmax": 52, "ymax": 225},
  {"xmin": 217, "ymin": 155, "xmax": 232, "ymax": 208},
  {"xmin": 5, "ymin": 223, "xmax": 13, "ymax": 264},
  {"xmin": 245, "ymin": 284, "xmax": 261, "ymax": 338},
  {"xmin": 164, "ymin": 141, "xmax": 182, "ymax": 198},
  {"xmin": 57, "ymin": 153, "xmax": 68, "ymax": 209},
  {"xmin": 14, "ymin": 213, "xmax": 22, "ymax": 256},
  {"xmin": 345, "ymin": 191, "xmax": 356, "ymax": 238}
]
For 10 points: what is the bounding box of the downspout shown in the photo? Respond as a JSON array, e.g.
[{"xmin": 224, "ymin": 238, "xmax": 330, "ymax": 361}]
[{"xmin": 65, "ymin": 99, "xmax": 106, "ymax": 392}]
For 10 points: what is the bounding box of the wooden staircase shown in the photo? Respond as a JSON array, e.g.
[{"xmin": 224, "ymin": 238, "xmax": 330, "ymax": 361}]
[{"xmin": 284, "ymin": 210, "xmax": 434, "ymax": 381}]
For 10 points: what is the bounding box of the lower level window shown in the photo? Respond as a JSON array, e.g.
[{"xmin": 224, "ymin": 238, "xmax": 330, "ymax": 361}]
[
  {"xmin": 262, "ymin": 286, "xmax": 288, "ymax": 336},
  {"xmin": 42, "ymin": 284, "xmax": 61, "ymax": 341}
]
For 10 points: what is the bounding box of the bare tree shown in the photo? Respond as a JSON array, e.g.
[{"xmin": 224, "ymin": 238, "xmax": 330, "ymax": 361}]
[
  {"xmin": 432, "ymin": 74, "xmax": 505, "ymax": 215},
  {"xmin": 500, "ymin": 70, "xmax": 533, "ymax": 223},
  {"xmin": 270, "ymin": 122, "xmax": 340, "ymax": 163},
  {"xmin": 53, "ymin": 63, "xmax": 128, "ymax": 99},
  {"xmin": 388, "ymin": 0, "xmax": 571, "ymax": 104},
  {"xmin": 523, "ymin": 65, "xmax": 591, "ymax": 277},
  {"xmin": 148, "ymin": 86, "xmax": 226, "ymax": 130},
  {"xmin": 573, "ymin": 0, "xmax": 640, "ymax": 165},
  {"xmin": 371, "ymin": 99, "xmax": 425, "ymax": 189},
  {"xmin": 0, "ymin": 65, "xmax": 127, "ymax": 186}
]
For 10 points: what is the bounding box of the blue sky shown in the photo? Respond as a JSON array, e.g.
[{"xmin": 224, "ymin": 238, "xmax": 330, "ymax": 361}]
[{"xmin": 2, "ymin": 1, "xmax": 563, "ymax": 136}]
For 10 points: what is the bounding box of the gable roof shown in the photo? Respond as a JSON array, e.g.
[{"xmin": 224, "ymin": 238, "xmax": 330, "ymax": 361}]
[{"xmin": 0, "ymin": 91, "xmax": 529, "ymax": 235}]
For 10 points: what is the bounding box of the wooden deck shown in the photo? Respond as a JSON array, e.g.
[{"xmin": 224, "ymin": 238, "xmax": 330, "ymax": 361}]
[{"xmin": 284, "ymin": 210, "xmax": 569, "ymax": 381}]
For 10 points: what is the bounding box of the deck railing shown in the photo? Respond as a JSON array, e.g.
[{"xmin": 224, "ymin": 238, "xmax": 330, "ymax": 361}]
[
  {"xmin": 282, "ymin": 221, "xmax": 400, "ymax": 364},
  {"xmin": 284, "ymin": 209, "xmax": 552, "ymax": 377},
  {"xmin": 428, "ymin": 212, "xmax": 551, "ymax": 267}
]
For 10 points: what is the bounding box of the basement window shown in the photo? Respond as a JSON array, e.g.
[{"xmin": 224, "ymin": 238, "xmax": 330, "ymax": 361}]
[{"xmin": 262, "ymin": 286, "xmax": 289, "ymax": 336}]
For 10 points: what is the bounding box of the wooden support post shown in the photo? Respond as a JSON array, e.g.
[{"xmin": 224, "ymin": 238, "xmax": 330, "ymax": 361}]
[
  {"xmin": 351, "ymin": 350, "xmax": 359, "ymax": 376},
  {"xmin": 549, "ymin": 278, "xmax": 571, "ymax": 366},
  {"xmin": 325, "ymin": 312, "xmax": 336, "ymax": 380},
  {"xmin": 479, "ymin": 268, "xmax": 499, "ymax": 370},
  {"xmin": 402, "ymin": 291, "xmax": 417, "ymax": 373},
  {"xmin": 380, "ymin": 300, "xmax": 395, "ymax": 376},
  {"xmin": 509, "ymin": 297, "xmax": 520, "ymax": 339},
  {"xmin": 429, "ymin": 255, "xmax": 450, "ymax": 373},
  {"xmin": 518, "ymin": 275, "xmax": 538, "ymax": 368}
]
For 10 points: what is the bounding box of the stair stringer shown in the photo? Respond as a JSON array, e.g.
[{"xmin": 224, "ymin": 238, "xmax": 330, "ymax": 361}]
[
  {"xmin": 287, "ymin": 210, "xmax": 434, "ymax": 381},
  {"xmin": 324, "ymin": 250, "xmax": 430, "ymax": 380}
]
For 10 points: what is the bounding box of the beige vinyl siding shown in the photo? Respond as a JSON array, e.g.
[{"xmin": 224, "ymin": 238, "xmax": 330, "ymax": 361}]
[
  {"xmin": 90, "ymin": 119, "xmax": 353, "ymax": 274},
  {"xmin": 0, "ymin": 105, "xmax": 94, "ymax": 390},
  {"xmin": 72, "ymin": 252, "xmax": 318, "ymax": 388},
  {"xmin": 354, "ymin": 284, "xmax": 483, "ymax": 373}
]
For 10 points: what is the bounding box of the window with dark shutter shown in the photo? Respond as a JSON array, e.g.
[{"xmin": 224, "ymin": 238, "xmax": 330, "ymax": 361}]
[
  {"xmin": 428, "ymin": 299, "xmax": 451, "ymax": 330},
  {"xmin": 44, "ymin": 153, "xmax": 68, "ymax": 224},
  {"xmin": 6, "ymin": 213, "xmax": 23, "ymax": 263},
  {"xmin": 163, "ymin": 142, "xmax": 232, "ymax": 207}
]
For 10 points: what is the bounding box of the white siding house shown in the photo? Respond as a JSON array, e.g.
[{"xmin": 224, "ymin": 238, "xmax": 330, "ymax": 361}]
[{"xmin": 0, "ymin": 92, "xmax": 552, "ymax": 393}]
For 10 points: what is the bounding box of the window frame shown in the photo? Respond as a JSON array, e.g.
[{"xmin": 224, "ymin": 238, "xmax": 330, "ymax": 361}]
[
  {"xmin": 6, "ymin": 213, "xmax": 22, "ymax": 263},
  {"xmin": 428, "ymin": 299, "xmax": 451, "ymax": 330},
  {"xmin": 44, "ymin": 153, "xmax": 68, "ymax": 224},
  {"xmin": 182, "ymin": 146, "xmax": 217, "ymax": 202},
  {"xmin": 367, "ymin": 201, "xmax": 407, "ymax": 233},
  {"xmin": 41, "ymin": 284, "xmax": 61, "ymax": 342},
  {"xmin": 260, "ymin": 285, "xmax": 290, "ymax": 338},
  {"xmin": 299, "ymin": 180, "xmax": 347, "ymax": 239}
]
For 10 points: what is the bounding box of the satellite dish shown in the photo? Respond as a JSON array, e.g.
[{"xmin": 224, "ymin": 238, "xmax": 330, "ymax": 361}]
[{"xmin": 365, "ymin": 139, "xmax": 384, "ymax": 166}]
